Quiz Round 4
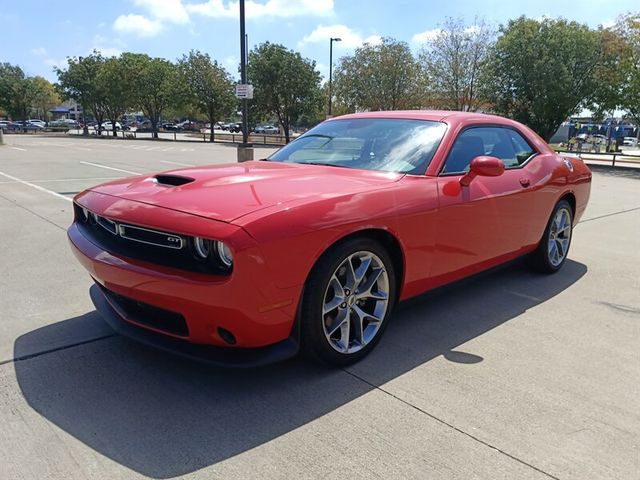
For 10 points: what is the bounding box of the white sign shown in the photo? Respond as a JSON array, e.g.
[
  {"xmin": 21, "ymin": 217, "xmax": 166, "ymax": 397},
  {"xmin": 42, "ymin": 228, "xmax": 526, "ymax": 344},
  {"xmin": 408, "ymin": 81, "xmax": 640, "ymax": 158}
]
[{"xmin": 235, "ymin": 84, "xmax": 254, "ymax": 99}]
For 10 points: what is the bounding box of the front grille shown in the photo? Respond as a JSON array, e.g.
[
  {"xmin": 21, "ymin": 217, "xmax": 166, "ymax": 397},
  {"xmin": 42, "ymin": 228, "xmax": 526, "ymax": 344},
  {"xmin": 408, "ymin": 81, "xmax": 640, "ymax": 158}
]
[
  {"xmin": 99, "ymin": 284, "xmax": 189, "ymax": 337},
  {"xmin": 74, "ymin": 203, "xmax": 230, "ymax": 275},
  {"xmin": 119, "ymin": 223, "xmax": 184, "ymax": 249}
]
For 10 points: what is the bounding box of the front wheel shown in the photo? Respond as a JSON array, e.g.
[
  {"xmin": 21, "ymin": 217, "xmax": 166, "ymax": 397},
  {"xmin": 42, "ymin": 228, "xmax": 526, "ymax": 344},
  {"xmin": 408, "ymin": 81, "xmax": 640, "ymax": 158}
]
[
  {"xmin": 528, "ymin": 200, "xmax": 573, "ymax": 273},
  {"xmin": 300, "ymin": 238, "xmax": 396, "ymax": 366}
]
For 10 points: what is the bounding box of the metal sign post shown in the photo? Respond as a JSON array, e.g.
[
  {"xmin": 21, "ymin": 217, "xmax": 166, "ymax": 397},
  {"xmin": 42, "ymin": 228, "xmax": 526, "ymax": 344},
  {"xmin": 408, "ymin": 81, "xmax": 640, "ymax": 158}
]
[{"xmin": 237, "ymin": 0, "xmax": 253, "ymax": 162}]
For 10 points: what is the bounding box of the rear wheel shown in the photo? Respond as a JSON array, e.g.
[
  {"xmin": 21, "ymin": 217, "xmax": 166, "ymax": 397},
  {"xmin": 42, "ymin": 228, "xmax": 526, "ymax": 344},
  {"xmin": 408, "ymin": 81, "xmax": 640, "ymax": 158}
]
[
  {"xmin": 528, "ymin": 200, "xmax": 573, "ymax": 273},
  {"xmin": 301, "ymin": 238, "xmax": 396, "ymax": 366}
]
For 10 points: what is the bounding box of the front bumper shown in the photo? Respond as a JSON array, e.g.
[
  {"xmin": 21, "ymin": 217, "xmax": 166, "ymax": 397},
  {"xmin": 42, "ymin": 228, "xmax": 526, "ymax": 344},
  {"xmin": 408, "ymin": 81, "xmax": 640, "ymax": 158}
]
[
  {"xmin": 67, "ymin": 196, "xmax": 303, "ymax": 355},
  {"xmin": 90, "ymin": 284, "xmax": 299, "ymax": 367}
]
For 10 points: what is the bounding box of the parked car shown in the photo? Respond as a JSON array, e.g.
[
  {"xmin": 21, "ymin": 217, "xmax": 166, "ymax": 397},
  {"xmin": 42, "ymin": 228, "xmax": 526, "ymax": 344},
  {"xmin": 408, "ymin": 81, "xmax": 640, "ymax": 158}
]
[
  {"xmin": 100, "ymin": 121, "xmax": 122, "ymax": 131},
  {"xmin": 68, "ymin": 111, "xmax": 592, "ymax": 367},
  {"xmin": 135, "ymin": 120, "xmax": 154, "ymax": 132},
  {"xmin": 623, "ymin": 136, "xmax": 638, "ymax": 147},
  {"xmin": 228, "ymin": 122, "xmax": 243, "ymax": 133},
  {"xmin": 161, "ymin": 122, "xmax": 178, "ymax": 131},
  {"xmin": 0, "ymin": 120, "xmax": 11, "ymax": 130},
  {"xmin": 254, "ymin": 125, "xmax": 279, "ymax": 134},
  {"xmin": 27, "ymin": 119, "xmax": 46, "ymax": 127},
  {"xmin": 178, "ymin": 121, "xmax": 200, "ymax": 131}
]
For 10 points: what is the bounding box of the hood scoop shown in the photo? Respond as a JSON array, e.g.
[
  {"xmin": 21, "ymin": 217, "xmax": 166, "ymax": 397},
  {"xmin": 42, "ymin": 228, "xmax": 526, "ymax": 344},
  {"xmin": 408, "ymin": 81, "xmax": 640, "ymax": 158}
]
[{"xmin": 153, "ymin": 174, "xmax": 195, "ymax": 187}]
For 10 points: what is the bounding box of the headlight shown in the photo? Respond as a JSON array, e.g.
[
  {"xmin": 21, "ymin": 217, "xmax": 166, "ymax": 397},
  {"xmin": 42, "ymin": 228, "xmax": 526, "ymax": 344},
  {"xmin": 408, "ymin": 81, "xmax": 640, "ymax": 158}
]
[
  {"xmin": 193, "ymin": 237, "xmax": 210, "ymax": 259},
  {"xmin": 215, "ymin": 241, "xmax": 233, "ymax": 268}
]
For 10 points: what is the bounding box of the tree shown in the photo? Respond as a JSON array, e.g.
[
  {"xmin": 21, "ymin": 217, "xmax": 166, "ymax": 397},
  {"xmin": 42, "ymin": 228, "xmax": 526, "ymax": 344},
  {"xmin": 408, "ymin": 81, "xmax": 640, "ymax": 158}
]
[
  {"xmin": 126, "ymin": 53, "xmax": 181, "ymax": 139},
  {"xmin": 248, "ymin": 42, "xmax": 322, "ymax": 142},
  {"xmin": 31, "ymin": 76, "xmax": 61, "ymax": 121},
  {"xmin": 178, "ymin": 50, "xmax": 235, "ymax": 142},
  {"xmin": 333, "ymin": 38, "xmax": 420, "ymax": 112},
  {"xmin": 97, "ymin": 56, "xmax": 133, "ymax": 137},
  {"xmin": 484, "ymin": 17, "xmax": 604, "ymax": 141},
  {"xmin": 56, "ymin": 53, "xmax": 107, "ymax": 134},
  {"xmin": 591, "ymin": 14, "xmax": 640, "ymax": 137},
  {"xmin": 0, "ymin": 63, "xmax": 39, "ymax": 126},
  {"xmin": 418, "ymin": 17, "xmax": 495, "ymax": 111}
]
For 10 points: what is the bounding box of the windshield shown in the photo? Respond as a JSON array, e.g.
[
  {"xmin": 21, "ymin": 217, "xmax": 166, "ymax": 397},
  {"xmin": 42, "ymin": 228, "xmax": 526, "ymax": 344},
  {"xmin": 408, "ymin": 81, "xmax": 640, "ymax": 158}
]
[{"xmin": 268, "ymin": 118, "xmax": 447, "ymax": 175}]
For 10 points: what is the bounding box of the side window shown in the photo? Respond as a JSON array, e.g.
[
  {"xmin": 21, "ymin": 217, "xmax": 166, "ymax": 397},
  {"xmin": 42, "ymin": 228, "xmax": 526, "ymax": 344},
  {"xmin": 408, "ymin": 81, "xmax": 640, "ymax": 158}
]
[
  {"xmin": 505, "ymin": 129, "xmax": 537, "ymax": 166},
  {"xmin": 442, "ymin": 126, "xmax": 536, "ymax": 174},
  {"xmin": 443, "ymin": 127, "xmax": 510, "ymax": 173}
]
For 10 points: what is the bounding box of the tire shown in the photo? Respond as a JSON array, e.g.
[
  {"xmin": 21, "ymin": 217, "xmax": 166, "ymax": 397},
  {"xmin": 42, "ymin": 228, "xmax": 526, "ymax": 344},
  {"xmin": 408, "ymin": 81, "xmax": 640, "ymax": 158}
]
[
  {"xmin": 527, "ymin": 200, "xmax": 573, "ymax": 274},
  {"xmin": 300, "ymin": 238, "xmax": 397, "ymax": 366}
]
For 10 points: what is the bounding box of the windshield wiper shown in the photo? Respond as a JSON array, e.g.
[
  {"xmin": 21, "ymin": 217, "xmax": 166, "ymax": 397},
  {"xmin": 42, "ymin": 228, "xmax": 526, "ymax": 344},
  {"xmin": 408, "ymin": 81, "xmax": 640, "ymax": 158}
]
[{"xmin": 299, "ymin": 161, "xmax": 350, "ymax": 169}]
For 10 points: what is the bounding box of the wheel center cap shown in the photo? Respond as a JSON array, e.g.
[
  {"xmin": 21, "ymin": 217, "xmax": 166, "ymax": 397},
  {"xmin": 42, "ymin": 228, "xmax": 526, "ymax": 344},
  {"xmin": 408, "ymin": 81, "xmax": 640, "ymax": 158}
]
[{"xmin": 347, "ymin": 295, "xmax": 356, "ymax": 307}]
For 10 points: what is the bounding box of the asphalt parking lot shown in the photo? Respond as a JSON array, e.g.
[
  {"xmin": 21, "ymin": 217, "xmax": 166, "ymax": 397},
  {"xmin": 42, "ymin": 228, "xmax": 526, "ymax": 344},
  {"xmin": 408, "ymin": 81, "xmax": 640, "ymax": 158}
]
[{"xmin": 0, "ymin": 135, "xmax": 638, "ymax": 479}]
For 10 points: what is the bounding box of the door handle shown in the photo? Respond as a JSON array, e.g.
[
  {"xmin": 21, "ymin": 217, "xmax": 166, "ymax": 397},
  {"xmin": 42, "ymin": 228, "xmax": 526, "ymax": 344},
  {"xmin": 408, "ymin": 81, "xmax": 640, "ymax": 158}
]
[{"xmin": 519, "ymin": 178, "xmax": 530, "ymax": 187}]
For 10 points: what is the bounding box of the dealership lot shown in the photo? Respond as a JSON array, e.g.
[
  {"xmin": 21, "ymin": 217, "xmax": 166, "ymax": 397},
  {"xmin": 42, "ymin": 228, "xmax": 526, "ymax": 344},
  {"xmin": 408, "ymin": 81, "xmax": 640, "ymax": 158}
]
[{"xmin": 0, "ymin": 135, "xmax": 638, "ymax": 479}]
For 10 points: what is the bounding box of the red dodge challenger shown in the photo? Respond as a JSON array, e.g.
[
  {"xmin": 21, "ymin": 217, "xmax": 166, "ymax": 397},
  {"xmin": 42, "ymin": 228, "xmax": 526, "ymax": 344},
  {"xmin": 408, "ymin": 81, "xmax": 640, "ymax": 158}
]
[{"xmin": 68, "ymin": 111, "xmax": 591, "ymax": 366}]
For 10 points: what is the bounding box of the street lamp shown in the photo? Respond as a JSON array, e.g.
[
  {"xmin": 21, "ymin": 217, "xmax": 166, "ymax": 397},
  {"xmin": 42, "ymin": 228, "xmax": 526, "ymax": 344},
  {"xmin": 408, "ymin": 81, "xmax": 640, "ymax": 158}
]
[{"xmin": 328, "ymin": 37, "xmax": 342, "ymax": 117}]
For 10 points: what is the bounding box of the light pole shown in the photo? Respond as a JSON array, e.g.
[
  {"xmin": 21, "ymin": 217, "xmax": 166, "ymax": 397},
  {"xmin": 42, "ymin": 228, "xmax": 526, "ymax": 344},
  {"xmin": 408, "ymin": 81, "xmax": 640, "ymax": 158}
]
[
  {"xmin": 237, "ymin": 0, "xmax": 253, "ymax": 161},
  {"xmin": 328, "ymin": 37, "xmax": 341, "ymax": 117}
]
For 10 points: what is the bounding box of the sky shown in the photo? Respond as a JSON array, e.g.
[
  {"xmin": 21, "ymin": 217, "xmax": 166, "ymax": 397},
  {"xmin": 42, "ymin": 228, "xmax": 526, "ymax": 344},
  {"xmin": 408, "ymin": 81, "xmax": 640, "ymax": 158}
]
[{"xmin": 0, "ymin": 0, "xmax": 630, "ymax": 84}]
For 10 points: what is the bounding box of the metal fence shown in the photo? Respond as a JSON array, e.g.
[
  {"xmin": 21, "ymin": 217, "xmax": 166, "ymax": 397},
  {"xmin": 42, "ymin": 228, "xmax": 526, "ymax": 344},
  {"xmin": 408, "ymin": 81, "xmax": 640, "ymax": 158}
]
[{"xmin": 554, "ymin": 149, "xmax": 640, "ymax": 167}]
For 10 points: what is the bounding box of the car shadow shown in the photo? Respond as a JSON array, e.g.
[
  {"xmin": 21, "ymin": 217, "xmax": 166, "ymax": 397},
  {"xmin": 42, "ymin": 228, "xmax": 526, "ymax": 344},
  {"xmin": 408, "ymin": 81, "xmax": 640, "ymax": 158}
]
[{"xmin": 13, "ymin": 259, "xmax": 587, "ymax": 478}]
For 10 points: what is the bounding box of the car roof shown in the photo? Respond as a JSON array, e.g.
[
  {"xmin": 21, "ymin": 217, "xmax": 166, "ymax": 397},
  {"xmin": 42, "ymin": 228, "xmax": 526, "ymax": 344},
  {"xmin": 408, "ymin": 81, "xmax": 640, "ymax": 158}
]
[{"xmin": 331, "ymin": 110, "xmax": 526, "ymax": 127}]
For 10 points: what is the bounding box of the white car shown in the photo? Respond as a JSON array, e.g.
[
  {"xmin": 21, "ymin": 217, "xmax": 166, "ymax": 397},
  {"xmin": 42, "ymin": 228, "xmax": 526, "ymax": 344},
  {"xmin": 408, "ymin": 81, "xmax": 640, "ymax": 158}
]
[
  {"xmin": 96, "ymin": 122, "xmax": 122, "ymax": 131},
  {"xmin": 27, "ymin": 119, "xmax": 46, "ymax": 127},
  {"xmin": 623, "ymin": 136, "xmax": 638, "ymax": 147}
]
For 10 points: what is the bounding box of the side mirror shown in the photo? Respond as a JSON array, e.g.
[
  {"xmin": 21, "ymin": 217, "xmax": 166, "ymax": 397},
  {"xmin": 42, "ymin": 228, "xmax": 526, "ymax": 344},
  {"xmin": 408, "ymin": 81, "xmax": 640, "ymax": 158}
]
[{"xmin": 460, "ymin": 156, "xmax": 505, "ymax": 186}]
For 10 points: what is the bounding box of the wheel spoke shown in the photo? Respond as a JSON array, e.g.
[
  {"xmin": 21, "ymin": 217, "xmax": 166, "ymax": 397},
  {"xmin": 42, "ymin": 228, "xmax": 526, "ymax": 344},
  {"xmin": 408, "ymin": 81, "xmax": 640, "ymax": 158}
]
[
  {"xmin": 353, "ymin": 305, "xmax": 382, "ymax": 325},
  {"xmin": 323, "ymin": 276, "xmax": 345, "ymax": 314},
  {"xmin": 353, "ymin": 255, "xmax": 372, "ymax": 288},
  {"xmin": 343, "ymin": 257, "xmax": 357, "ymax": 291},
  {"xmin": 356, "ymin": 267, "xmax": 384, "ymax": 299},
  {"xmin": 350, "ymin": 307, "xmax": 364, "ymax": 346},
  {"xmin": 326, "ymin": 308, "xmax": 348, "ymax": 338},
  {"xmin": 338, "ymin": 312, "xmax": 351, "ymax": 351}
]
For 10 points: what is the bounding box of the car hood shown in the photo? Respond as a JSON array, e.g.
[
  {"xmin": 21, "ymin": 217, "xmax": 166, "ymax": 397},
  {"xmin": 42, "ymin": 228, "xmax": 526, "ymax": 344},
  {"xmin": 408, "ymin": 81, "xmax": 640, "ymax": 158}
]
[{"xmin": 87, "ymin": 160, "xmax": 404, "ymax": 223}]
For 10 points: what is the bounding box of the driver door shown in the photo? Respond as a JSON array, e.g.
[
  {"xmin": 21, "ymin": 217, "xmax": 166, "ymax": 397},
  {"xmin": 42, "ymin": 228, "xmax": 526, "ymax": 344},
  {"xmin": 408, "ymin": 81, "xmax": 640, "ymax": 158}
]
[{"xmin": 431, "ymin": 126, "xmax": 538, "ymax": 280}]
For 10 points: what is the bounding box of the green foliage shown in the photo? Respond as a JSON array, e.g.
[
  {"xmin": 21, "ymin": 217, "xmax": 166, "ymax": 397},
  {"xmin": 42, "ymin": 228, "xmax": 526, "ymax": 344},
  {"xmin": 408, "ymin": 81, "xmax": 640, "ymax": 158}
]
[
  {"xmin": 484, "ymin": 16, "xmax": 603, "ymax": 141},
  {"xmin": 591, "ymin": 14, "xmax": 640, "ymax": 129},
  {"xmin": 333, "ymin": 38, "xmax": 420, "ymax": 112},
  {"xmin": 0, "ymin": 63, "xmax": 37, "ymax": 121},
  {"xmin": 31, "ymin": 76, "xmax": 61, "ymax": 120},
  {"xmin": 97, "ymin": 55, "xmax": 134, "ymax": 136},
  {"xmin": 418, "ymin": 18, "xmax": 495, "ymax": 111},
  {"xmin": 178, "ymin": 50, "xmax": 235, "ymax": 141},
  {"xmin": 56, "ymin": 52, "xmax": 107, "ymax": 129},
  {"xmin": 126, "ymin": 53, "xmax": 182, "ymax": 138},
  {"xmin": 248, "ymin": 42, "xmax": 323, "ymax": 142}
]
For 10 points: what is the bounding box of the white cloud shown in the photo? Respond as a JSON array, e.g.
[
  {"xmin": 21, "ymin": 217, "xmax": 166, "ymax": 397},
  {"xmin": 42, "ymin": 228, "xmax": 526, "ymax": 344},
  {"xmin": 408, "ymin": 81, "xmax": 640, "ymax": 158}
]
[
  {"xmin": 90, "ymin": 33, "xmax": 126, "ymax": 57},
  {"xmin": 601, "ymin": 19, "xmax": 616, "ymax": 29},
  {"xmin": 31, "ymin": 47, "xmax": 48, "ymax": 57},
  {"xmin": 113, "ymin": 14, "xmax": 163, "ymax": 37},
  {"xmin": 222, "ymin": 55, "xmax": 239, "ymax": 77},
  {"xmin": 44, "ymin": 58, "xmax": 69, "ymax": 69},
  {"xmin": 411, "ymin": 28, "xmax": 442, "ymax": 44},
  {"xmin": 464, "ymin": 25, "xmax": 480, "ymax": 35},
  {"xmin": 133, "ymin": 0, "xmax": 190, "ymax": 24},
  {"xmin": 187, "ymin": 0, "xmax": 334, "ymax": 19},
  {"xmin": 299, "ymin": 24, "xmax": 381, "ymax": 49}
]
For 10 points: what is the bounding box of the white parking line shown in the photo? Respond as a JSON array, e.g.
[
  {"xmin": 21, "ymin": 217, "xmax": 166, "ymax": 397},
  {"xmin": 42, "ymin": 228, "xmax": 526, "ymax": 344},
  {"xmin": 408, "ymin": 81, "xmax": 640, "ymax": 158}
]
[
  {"xmin": 79, "ymin": 161, "xmax": 141, "ymax": 175},
  {"xmin": 30, "ymin": 177, "xmax": 118, "ymax": 183},
  {"xmin": 10, "ymin": 147, "xmax": 26, "ymax": 151},
  {"xmin": 0, "ymin": 170, "xmax": 72, "ymax": 202},
  {"xmin": 160, "ymin": 160, "xmax": 195, "ymax": 167}
]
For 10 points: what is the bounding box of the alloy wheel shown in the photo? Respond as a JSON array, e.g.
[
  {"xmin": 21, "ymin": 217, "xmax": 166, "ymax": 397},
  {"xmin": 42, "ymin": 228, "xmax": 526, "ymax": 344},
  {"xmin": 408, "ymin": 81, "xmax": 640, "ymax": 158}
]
[
  {"xmin": 548, "ymin": 207, "xmax": 572, "ymax": 267},
  {"xmin": 322, "ymin": 251, "xmax": 390, "ymax": 354}
]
